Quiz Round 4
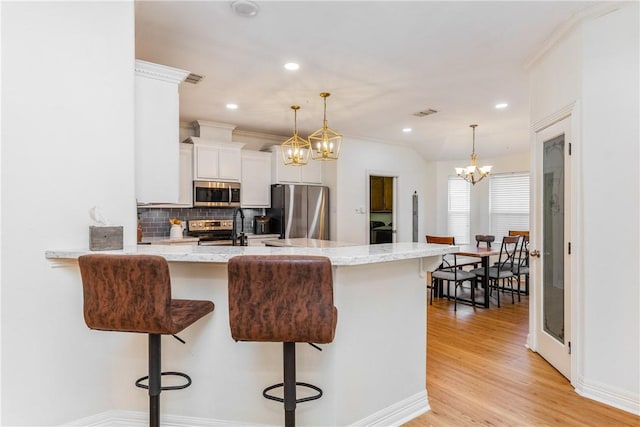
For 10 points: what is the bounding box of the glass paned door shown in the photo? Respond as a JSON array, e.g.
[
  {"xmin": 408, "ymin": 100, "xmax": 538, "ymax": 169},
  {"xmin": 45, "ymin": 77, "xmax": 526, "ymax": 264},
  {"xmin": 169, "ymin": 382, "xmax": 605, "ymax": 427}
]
[
  {"xmin": 543, "ymin": 135, "xmax": 564, "ymax": 343},
  {"xmin": 533, "ymin": 115, "xmax": 571, "ymax": 380}
]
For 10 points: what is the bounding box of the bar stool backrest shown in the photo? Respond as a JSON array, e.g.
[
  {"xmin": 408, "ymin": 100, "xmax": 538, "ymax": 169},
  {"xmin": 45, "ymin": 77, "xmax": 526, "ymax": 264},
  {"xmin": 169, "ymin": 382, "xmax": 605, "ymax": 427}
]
[
  {"xmin": 78, "ymin": 254, "xmax": 174, "ymax": 334},
  {"xmin": 228, "ymin": 255, "xmax": 337, "ymax": 344}
]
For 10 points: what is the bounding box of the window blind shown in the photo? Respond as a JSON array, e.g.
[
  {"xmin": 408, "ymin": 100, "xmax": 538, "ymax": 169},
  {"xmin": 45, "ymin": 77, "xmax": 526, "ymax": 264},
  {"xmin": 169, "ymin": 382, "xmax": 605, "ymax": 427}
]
[
  {"xmin": 489, "ymin": 173, "xmax": 530, "ymax": 243},
  {"xmin": 448, "ymin": 177, "xmax": 470, "ymax": 244}
]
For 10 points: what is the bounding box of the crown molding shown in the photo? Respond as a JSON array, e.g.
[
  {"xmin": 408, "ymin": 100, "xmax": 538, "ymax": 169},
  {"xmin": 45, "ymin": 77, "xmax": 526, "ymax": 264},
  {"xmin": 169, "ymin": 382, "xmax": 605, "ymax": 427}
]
[
  {"xmin": 233, "ymin": 129, "xmax": 288, "ymax": 142},
  {"xmin": 523, "ymin": 2, "xmax": 625, "ymax": 71},
  {"xmin": 135, "ymin": 59, "xmax": 189, "ymax": 84},
  {"xmin": 192, "ymin": 120, "xmax": 237, "ymax": 131}
]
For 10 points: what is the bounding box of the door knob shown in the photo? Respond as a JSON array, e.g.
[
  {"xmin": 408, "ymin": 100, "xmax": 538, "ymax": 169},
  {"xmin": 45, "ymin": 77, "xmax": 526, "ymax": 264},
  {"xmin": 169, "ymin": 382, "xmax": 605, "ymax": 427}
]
[{"xmin": 530, "ymin": 249, "xmax": 540, "ymax": 258}]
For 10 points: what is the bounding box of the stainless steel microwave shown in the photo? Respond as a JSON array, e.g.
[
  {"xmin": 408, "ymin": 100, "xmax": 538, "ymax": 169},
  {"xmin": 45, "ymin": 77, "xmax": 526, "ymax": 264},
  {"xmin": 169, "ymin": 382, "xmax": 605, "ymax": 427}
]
[{"xmin": 193, "ymin": 181, "xmax": 241, "ymax": 207}]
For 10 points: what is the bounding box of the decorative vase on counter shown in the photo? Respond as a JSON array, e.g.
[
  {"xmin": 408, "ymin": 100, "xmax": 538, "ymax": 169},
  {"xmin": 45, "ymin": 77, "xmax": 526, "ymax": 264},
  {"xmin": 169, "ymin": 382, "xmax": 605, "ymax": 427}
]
[{"xmin": 170, "ymin": 223, "xmax": 183, "ymax": 239}]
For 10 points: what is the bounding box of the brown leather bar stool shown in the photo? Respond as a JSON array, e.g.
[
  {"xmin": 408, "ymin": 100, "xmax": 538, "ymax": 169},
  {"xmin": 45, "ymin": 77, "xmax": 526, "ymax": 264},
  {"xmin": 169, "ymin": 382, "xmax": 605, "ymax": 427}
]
[
  {"xmin": 228, "ymin": 255, "xmax": 338, "ymax": 427},
  {"xmin": 78, "ymin": 254, "xmax": 214, "ymax": 427}
]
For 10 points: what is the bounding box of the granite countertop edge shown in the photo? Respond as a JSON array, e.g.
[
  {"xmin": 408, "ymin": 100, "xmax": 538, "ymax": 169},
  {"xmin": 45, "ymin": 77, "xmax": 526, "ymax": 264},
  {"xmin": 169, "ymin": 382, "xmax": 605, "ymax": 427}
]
[{"xmin": 45, "ymin": 241, "xmax": 459, "ymax": 267}]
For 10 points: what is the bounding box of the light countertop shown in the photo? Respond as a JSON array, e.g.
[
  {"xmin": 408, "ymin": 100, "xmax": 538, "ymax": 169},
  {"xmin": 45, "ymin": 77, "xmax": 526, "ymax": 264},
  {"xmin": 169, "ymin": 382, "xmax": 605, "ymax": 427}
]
[
  {"xmin": 141, "ymin": 236, "xmax": 200, "ymax": 244},
  {"xmin": 262, "ymin": 238, "xmax": 359, "ymax": 248},
  {"xmin": 46, "ymin": 241, "xmax": 458, "ymax": 267}
]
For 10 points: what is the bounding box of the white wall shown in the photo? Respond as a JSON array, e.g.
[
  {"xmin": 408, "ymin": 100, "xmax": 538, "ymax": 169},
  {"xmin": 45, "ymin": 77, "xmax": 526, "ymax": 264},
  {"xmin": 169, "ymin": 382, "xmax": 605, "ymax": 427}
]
[
  {"xmin": 333, "ymin": 137, "xmax": 430, "ymax": 244},
  {"xmin": 529, "ymin": 2, "xmax": 639, "ymax": 414},
  {"xmin": 1, "ymin": 2, "xmax": 136, "ymax": 425},
  {"xmin": 433, "ymin": 152, "xmax": 530, "ymax": 243},
  {"xmin": 580, "ymin": 3, "xmax": 639, "ymax": 410}
]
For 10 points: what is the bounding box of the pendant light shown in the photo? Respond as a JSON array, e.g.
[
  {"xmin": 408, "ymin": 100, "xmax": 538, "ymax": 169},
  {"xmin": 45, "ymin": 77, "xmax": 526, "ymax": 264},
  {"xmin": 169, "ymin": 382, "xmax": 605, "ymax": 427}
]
[
  {"xmin": 281, "ymin": 105, "xmax": 311, "ymax": 166},
  {"xmin": 455, "ymin": 124, "xmax": 492, "ymax": 185},
  {"xmin": 309, "ymin": 92, "xmax": 342, "ymax": 161}
]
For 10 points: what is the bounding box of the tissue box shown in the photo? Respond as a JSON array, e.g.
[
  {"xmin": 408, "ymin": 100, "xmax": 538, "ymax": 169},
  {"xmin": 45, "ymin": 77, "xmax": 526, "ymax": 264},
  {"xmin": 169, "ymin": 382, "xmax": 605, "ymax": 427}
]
[{"xmin": 89, "ymin": 226, "xmax": 123, "ymax": 251}]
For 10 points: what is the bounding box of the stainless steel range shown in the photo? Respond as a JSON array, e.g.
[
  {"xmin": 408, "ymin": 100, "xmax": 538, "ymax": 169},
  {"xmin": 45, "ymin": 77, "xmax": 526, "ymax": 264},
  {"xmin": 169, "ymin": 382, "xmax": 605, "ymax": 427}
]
[{"xmin": 186, "ymin": 219, "xmax": 235, "ymax": 246}]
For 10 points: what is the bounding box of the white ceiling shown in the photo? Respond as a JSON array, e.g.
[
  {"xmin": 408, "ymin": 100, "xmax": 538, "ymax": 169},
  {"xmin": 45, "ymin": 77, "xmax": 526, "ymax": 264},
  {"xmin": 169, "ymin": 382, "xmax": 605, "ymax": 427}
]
[{"xmin": 135, "ymin": 0, "xmax": 596, "ymax": 161}]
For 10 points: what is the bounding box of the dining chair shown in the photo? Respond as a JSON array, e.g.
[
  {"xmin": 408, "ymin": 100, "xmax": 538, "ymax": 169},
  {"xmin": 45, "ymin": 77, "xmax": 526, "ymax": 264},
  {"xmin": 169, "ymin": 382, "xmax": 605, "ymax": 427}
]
[
  {"xmin": 426, "ymin": 235, "xmax": 476, "ymax": 311},
  {"xmin": 494, "ymin": 230, "xmax": 529, "ymax": 270},
  {"xmin": 471, "ymin": 235, "xmax": 520, "ymax": 307},
  {"xmin": 511, "ymin": 232, "xmax": 530, "ymax": 297}
]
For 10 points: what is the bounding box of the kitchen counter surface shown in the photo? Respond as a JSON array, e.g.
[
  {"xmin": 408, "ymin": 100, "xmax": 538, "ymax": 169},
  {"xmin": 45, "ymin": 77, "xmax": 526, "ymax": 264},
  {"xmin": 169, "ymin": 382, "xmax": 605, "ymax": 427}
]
[
  {"xmin": 141, "ymin": 236, "xmax": 200, "ymax": 244},
  {"xmin": 246, "ymin": 233, "xmax": 280, "ymax": 240},
  {"xmin": 45, "ymin": 241, "xmax": 457, "ymax": 266},
  {"xmin": 262, "ymin": 238, "xmax": 358, "ymax": 248}
]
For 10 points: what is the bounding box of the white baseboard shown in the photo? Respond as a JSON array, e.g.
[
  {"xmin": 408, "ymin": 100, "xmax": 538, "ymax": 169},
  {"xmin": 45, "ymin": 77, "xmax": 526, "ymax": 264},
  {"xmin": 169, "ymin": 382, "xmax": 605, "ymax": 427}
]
[
  {"xmin": 351, "ymin": 390, "xmax": 430, "ymax": 427},
  {"xmin": 574, "ymin": 377, "xmax": 640, "ymax": 416},
  {"xmin": 62, "ymin": 391, "xmax": 430, "ymax": 427},
  {"xmin": 62, "ymin": 410, "xmax": 269, "ymax": 427}
]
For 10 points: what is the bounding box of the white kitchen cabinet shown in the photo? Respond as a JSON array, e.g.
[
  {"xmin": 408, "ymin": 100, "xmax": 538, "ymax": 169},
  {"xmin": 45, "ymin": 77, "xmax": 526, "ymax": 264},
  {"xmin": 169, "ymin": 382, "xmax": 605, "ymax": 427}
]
[
  {"xmin": 189, "ymin": 137, "xmax": 243, "ymax": 182},
  {"xmin": 271, "ymin": 145, "xmax": 323, "ymax": 184},
  {"xmin": 241, "ymin": 151, "xmax": 271, "ymax": 208},
  {"xmin": 218, "ymin": 146, "xmax": 243, "ymax": 180},
  {"xmin": 135, "ymin": 60, "xmax": 189, "ymax": 204},
  {"xmin": 300, "ymin": 158, "xmax": 323, "ymax": 183},
  {"xmin": 177, "ymin": 143, "xmax": 193, "ymax": 206}
]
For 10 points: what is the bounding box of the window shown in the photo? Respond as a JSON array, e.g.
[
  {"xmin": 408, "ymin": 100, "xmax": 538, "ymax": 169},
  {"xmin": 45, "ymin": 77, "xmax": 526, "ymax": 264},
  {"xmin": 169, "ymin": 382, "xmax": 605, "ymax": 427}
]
[
  {"xmin": 448, "ymin": 177, "xmax": 470, "ymax": 244},
  {"xmin": 489, "ymin": 173, "xmax": 530, "ymax": 243}
]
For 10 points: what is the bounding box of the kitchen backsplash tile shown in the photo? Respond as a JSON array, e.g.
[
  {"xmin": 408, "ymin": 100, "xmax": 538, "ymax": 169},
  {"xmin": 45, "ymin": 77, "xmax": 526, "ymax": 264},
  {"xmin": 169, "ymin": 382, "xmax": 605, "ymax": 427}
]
[{"xmin": 138, "ymin": 207, "xmax": 263, "ymax": 238}]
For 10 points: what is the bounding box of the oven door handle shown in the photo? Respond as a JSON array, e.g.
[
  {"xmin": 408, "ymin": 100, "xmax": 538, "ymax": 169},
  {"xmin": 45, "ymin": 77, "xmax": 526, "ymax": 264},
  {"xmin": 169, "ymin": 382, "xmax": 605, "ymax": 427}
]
[{"xmin": 228, "ymin": 186, "xmax": 232, "ymax": 206}]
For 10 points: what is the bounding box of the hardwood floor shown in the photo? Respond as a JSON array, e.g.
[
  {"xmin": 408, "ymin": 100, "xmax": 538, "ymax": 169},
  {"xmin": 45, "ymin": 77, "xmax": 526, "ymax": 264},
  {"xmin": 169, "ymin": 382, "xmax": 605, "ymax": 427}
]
[{"xmin": 404, "ymin": 295, "xmax": 640, "ymax": 427}]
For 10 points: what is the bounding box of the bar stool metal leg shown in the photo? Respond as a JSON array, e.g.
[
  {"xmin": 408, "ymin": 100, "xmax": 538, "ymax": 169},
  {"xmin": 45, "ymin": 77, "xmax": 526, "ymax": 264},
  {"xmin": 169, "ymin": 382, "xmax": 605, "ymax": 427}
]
[
  {"xmin": 149, "ymin": 334, "xmax": 161, "ymax": 427},
  {"xmin": 284, "ymin": 342, "xmax": 296, "ymax": 427}
]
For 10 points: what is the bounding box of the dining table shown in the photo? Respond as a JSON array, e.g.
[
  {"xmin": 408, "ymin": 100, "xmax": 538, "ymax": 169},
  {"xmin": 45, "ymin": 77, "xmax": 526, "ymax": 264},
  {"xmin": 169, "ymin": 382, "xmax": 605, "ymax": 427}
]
[{"xmin": 454, "ymin": 245, "xmax": 501, "ymax": 308}]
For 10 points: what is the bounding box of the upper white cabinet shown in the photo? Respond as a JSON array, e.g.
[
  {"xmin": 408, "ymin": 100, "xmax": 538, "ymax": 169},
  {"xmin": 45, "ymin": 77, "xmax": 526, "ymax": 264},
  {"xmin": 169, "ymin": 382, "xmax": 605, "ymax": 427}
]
[
  {"xmin": 187, "ymin": 137, "xmax": 244, "ymax": 182},
  {"xmin": 177, "ymin": 143, "xmax": 193, "ymax": 206},
  {"xmin": 135, "ymin": 60, "xmax": 189, "ymax": 204},
  {"xmin": 241, "ymin": 151, "xmax": 272, "ymax": 208},
  {"xmin": 271, "ymin": 145, "xmax": 323, "ymax": 184}
]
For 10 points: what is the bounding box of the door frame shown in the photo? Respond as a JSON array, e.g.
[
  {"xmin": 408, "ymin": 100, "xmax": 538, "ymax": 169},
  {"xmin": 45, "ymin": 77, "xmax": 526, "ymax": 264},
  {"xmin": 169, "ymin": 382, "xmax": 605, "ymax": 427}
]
[
  {"xmin": 528, "ymin": 102, "xmax": 582, "ymax": 385},
  {"xmin": 366, "ymin": 170, "xmax": 398, "ymax": 244}
]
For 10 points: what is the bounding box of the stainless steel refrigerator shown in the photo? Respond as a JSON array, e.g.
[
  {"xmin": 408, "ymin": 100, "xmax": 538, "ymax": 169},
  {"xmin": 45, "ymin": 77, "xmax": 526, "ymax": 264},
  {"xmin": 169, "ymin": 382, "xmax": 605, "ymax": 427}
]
[{"xmin": 268, "ymin": 184, "xmax": 329, "ymax": 240}]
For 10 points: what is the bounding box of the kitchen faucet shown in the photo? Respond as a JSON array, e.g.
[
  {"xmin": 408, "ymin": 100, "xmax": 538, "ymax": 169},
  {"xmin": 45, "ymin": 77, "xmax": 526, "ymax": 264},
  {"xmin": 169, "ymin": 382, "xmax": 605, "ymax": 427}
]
[{"xmin": 231, "ymin": 207, "xmax": 247, "ymax": 246}]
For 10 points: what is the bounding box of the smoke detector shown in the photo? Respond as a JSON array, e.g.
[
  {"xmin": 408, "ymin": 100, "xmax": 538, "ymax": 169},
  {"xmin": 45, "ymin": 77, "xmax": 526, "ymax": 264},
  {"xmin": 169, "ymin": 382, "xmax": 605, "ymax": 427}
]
[
  {"xmin": 231, "ymin": 0, "xmax": 259, "ymax": 18},
  {"xmin": 413, "ymin": 108, "xmax": 438, "ymax": 117}
]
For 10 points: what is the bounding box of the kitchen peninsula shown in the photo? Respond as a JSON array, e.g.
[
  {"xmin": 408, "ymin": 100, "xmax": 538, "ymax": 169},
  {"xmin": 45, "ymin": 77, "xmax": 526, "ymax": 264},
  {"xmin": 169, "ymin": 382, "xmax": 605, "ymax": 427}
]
[{"xmin": 45, "ymin": 242, "xmax": 457, "ymax": 426}]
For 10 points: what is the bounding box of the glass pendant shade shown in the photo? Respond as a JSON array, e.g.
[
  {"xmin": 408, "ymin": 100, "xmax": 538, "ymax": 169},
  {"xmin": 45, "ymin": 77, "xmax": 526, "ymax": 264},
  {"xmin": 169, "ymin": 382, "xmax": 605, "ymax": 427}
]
[
  {"xmin": 309, "ymin": 92, "xmax": 342, "ymax": 161},
  {"xmin": 281, "ymin": 105, "xmax": 311, "ymax": 166},
  {"xmin": 456, "ymin": 124, "xmax": 492, "ymax": 185}
]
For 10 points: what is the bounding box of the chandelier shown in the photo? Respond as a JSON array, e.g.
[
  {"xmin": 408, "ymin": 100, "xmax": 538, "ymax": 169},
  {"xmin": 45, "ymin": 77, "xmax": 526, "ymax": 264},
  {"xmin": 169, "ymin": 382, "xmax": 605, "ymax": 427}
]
[
  {"xmin": 309, "ymin": 92, "xmax": 343, "ymax": 161},
  {"xmin": 455, "ymin": 124, "xmax": 492, "ymax": 185},
  {"xmin": 281, "ymin": 105, "xmax": 311, "ymax": 166}
]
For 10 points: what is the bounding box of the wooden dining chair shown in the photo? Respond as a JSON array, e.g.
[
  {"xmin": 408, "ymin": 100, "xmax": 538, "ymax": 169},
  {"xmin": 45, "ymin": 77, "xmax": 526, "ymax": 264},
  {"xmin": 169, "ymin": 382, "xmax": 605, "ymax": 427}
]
[
  {"xmin": 426, "ymin": 235, "xmax": 476, "ymax": 311},
  {"xmin": 471, "ymin": 235, "xmax": 520, "ymax": 307}
]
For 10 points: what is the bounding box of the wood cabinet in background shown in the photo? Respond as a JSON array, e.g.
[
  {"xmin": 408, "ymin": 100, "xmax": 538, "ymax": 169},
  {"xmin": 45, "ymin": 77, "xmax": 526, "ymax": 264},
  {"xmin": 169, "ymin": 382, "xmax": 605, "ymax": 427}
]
[{"xmin": 370, "ymin": 176, "xmax": 393, "ymax": 212}]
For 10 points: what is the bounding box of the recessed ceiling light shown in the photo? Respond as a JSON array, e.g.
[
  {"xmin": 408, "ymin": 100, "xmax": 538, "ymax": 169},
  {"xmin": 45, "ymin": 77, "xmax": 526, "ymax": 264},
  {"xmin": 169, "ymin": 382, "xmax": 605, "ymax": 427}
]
[
  {"xmin": 284, "ymin": 62, "xmax": 300, "ymax": 71},
  {"xmin": 495, "ymin": 103, "xmax": 508, "ymax": 109},
  {"xmin": 231, "ymin": 0, "xmax": 259, "ymax": 18},
  {"xmin": 226, "ymin": 103, "xmax": 239, "ymax": 110},
  {"xmin": 402, "ymin": 128, "xmax": 412, "ymax": 133}
]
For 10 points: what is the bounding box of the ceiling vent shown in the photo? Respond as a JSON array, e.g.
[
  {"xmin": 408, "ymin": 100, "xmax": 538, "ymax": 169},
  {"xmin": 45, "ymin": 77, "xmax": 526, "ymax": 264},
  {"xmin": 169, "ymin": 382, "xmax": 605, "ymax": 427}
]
[
  {"xmin": 185, "ymin": 73, "xmax": 204, "ymax": 84},
  {"xmin": 413, "ymin": 108, "xmax": 438, "ymax": 117}
]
